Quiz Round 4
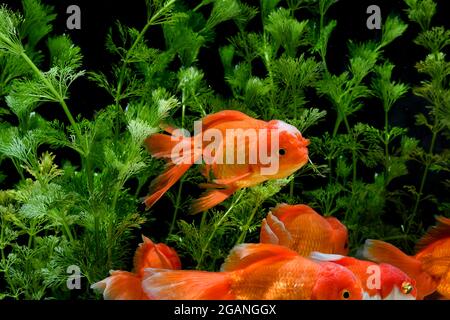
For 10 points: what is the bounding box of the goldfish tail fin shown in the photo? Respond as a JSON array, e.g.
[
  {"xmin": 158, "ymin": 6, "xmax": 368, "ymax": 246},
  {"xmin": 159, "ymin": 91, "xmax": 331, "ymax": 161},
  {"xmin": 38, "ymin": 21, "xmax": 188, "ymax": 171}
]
[
  {"xmin": 91, "ymin": 271, "xmax": 148, "ymax": 300},
  {"xmin": 142, "ymin": 268, "xmax": 234, "ymax": 300},
  {"xmin": 259, "ymin": 213, "xmax": 292, "ymax": 246},
  {"xmin": 189, "ymin": 186, "xmax": 237, "ymax": 215},
  {"xmin": 361, "ymin": 240, "xmax": 422, "ymax": 275},
  {"xmin": 144, "ymin": 163, "xmax": 192, "ymax": 208},
  {"xmin": 416, "ymin": 216, "xmax": 450, "ymax": 251},
  {"xmin": 221, "ymin": 243, "xmax": 298, "ymax": 272},
  {"xmin": 145, "ymin": 133, "xmax": 187, "ymax": 160}
]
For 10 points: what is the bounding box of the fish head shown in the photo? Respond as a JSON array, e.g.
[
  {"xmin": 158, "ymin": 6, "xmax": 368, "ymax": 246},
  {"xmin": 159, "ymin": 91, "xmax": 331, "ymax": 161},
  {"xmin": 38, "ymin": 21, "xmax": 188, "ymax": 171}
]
[
  {"xmin": 326, "ymin": 217, "xmax": 349, "ymax": 255},
  {"xmin": 311, "ymin": 262, "xmax": 363, "ymax": 300},
  {"xmin": 264, "ymin": 120, "xmax": 309, "ymax": 178},
  {"xmin": 377, "ymin": 263, "xmax": 417, "ymax": 300}
]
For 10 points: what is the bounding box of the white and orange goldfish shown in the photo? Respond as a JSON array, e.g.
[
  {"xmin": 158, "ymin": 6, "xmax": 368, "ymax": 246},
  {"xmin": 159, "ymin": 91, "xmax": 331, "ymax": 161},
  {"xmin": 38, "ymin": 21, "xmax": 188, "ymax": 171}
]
[{"xmin": 144, "ymin": 110, "xmax": 309, "ymax": 214}]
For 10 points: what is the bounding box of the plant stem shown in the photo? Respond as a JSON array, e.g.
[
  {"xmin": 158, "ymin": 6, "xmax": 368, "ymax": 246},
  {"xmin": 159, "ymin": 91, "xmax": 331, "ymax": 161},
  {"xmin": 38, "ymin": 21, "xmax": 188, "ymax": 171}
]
[
  {"xmin": 169, "ymin": 176, "xmax": 185, "ymax": 236},
  {"xmin": 196, "ymin": 191, "xmax": 244, "ymax": 269},
  {"xmin": 289, "ymin": 179, "xmax": 295, "ymax": 197},
  {"xmin": 61, "ymin": 217, "xmax": 75, "ymax": 243},
  {"xmin": 169, "ymin": 100, "xmax": 187, "ymax": 236},
  {"xmin": 20, "ymin": 52, "xmax": 96, "ymax": 193},
  {"xmin": 19, "ymin": 53, "xmax": 81, "ymax": 140},
  {"xmin": 235, "ymin": 201, "xmax": 260, "ymax": 245},
  {"xmin": 411, "ymin": 129, "xmax": 438, "ymax": 220},
  {"xmin": 384, "ymin": 107, "xmax": 390, "ymax": 183},
  {"xmin": 113, "ymin": 0, "xmax": 176, "ymax": 139}
]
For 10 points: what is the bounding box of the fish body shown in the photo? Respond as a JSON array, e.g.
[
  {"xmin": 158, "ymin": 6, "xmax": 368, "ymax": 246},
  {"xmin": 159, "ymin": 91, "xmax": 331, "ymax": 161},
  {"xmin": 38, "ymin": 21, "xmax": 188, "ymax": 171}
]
[
  {"xmin": 310, "ymin": 252, "xmax": 417, "ymax": 300},
  {"xmin": 91, "ymin": 236, "xmax": 181, "ymax": 300},
  {"xmin": 362, "ymin": 216, "xmax": 450, "ymax": 299},
  {"xmin": 260, "ymin": 204, "xmax": 348, "ymax": 256},
  {"xmin": 144, "ymin": 110, "xmax": 310, "ymax": 214},
  {"xmin": 142, "ymin": 243, "xmax": 363, "ymax": 300}
]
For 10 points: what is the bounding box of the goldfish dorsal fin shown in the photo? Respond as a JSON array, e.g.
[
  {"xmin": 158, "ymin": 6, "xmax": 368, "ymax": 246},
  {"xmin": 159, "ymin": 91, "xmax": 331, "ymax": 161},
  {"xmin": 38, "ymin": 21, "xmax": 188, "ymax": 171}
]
[
  {"xmin": 270, "ymin": 204, "xmax": 319, "ymax": 222},
  {"xmin": 220, "ymin": 243, "xmax": 297, "ymax": 272},
  {"xmin": 259, "ymin": 213, "xmax": 292, "ymax": 245},
  {"xmin": 201, "ymin": 110, "xmax": 256, "ymax": 130},
  {"xmin": 310, "ymin": 252, "xmax": 345, "ymax": 262},
  {"xmin": 416, "ymin": 216, "xmax": 450, "ymax": 251},
  {"xmin": 361, "ymin": 239, "xmax": 422, "ymax": 275},
  {"xmin": 133, "ymin": 235, "xmax": 155, "ymax": 271}
]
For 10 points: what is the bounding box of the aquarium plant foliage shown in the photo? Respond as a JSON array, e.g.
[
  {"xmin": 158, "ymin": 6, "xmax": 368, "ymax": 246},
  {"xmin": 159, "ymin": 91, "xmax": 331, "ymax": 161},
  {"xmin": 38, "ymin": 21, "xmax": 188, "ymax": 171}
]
[{"xmin": 0, "ymin": 0, "xmax": 449, "ymax": 299}]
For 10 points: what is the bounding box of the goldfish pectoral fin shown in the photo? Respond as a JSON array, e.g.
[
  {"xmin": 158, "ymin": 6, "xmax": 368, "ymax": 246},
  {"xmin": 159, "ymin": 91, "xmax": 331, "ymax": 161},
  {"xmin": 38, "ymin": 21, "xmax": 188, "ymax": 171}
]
[
  {"xmin": 361, "ymin": 239, "xmax": 422, "ymax": 275},
  {"xmin": 415, "ymin": 215, "xmax": 450, "ymax": 251},
  {"xmin": 310, "ymin": 252, "xmax": 345, "ymax": 262},
  {"xmin": 189, "ymin": 186, "xmax": 237, "ymax": 215},
  {"xmin": 154, "ymin": 243, "xmax": 182, "ymax": 270},
  {"xmin": 260, "ymin": 213, "xmax": 292, "ymax": 245},
  {"xmin": 142, "ymin": 268, "xmax": 234, "ymax": 300},
  {"xmin": 221, "ymin": 243, "xmax": 298, "ymax": 272},
  {"xmin": 144, "ymin": 163, "xmax": 192, "ymax": 209},
  {"xmin": 91, "ymin": 271, "xmax": 148, "ymax": 300},
  {"xmin": 259, "ymin": 218, "xmax": 280, "ymax": 244}
]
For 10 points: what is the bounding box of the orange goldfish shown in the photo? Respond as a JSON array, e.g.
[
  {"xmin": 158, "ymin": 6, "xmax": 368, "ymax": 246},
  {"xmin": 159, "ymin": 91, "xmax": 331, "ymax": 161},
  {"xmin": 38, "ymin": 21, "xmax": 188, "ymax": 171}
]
[
  {"xmin": 362, "ymin": 216, "xmax": 450, "ymax": 299},
  {"xmin": 91, "ymin": 235, "xmax": 181, "ymax": 300},
  {"xmin": 260, "ymin": 204, "xmax": 349, "ymax": 256},
  {"xmin": 142, "ymin": 243, "xmax": 363, "ymax": 300},
  {"xmin": 310, "ymin": 252, "xmax": 417, "ymax": 300},
  {"xmin": 144, "ymin": 110, "xmax": 310, "ymax": 214}
]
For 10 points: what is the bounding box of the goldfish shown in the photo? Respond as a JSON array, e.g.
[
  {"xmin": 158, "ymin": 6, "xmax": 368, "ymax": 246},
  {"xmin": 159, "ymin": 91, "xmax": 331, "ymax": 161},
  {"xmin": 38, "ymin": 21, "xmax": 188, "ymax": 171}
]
[
  {"xmin": 260, "ymin": 204, "xmax": 349, "ymax": 256},
  {"xmin": 310, "ymin": 252, "xmax": 417, "ymax": 300},
  {"xmin": 142, "ymin": 243, "xmax": 363, "ymax": 300},
  {"xmin": 144, "ymin": 110, "xmax": 310, "ymax": 214},
  {"xmin": 361, "ymin": 216, "xmax": 450, "ymax": 299},
  {"xmin": 91, "ymin": 235, "xmax": 181, "ymax": 300}
]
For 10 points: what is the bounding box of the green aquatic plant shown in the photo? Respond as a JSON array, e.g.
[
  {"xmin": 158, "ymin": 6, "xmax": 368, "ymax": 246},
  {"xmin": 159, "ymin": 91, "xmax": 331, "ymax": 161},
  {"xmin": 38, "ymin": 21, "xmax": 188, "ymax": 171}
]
[{"xmin": 0, "ymin": 0, "xmax": 449, "ymax": 299}]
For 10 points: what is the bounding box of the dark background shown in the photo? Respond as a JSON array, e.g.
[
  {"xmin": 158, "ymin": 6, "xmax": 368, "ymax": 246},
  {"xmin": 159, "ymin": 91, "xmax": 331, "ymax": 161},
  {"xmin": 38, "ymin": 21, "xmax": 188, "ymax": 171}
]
[{"xmin": 1, "ymin": 0, "xmax": 449, "ymax": 230}]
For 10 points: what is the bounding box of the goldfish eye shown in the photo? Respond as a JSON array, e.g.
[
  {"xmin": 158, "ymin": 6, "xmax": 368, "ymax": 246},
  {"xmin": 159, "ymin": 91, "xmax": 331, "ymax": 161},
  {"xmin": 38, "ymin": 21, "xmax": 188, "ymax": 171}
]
[
  {"xmin": 401, "ymin": 282, "xmax": 413, "ymax": 294},
  {"xmin": 341, "ymin": 289, "xmax": 350, "ymax": 300},
  {"xmin": 278, "ymin": 148, "xmax": 286, "ymax": 156},
  {"xmin": 344, "ymin": 242, "xmax": 348, "ymax": 249}
]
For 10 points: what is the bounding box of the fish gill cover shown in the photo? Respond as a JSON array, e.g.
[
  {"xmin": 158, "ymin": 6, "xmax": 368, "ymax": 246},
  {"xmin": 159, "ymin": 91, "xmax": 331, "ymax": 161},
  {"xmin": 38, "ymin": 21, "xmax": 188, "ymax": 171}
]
[{"xmin": 0, "ymin": 0, "xmax": 448, "ymax": 299}]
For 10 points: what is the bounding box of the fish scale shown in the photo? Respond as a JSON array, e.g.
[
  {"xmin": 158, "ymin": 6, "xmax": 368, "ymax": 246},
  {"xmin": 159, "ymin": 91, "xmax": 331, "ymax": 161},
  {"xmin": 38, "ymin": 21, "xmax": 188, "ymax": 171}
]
[{"xmin": 229, "ymin": 258, "xmax": 319, "ymax": 299}]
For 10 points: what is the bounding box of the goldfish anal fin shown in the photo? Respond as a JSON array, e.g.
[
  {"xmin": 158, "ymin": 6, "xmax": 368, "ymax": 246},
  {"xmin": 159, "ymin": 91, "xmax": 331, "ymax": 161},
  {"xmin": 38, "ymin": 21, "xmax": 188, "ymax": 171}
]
[
  {"xmin": 362, "ymin": 239, "xmax": 422, "ymax": 276},
  {"xmin": 270, "ymin": 204, "xmax": 319, "ymax": 222},
  {"xmin": 189, "ymin": 186, "xmax": 237, "ymax": 215},
  {"xmin": 221, "ymin": 243, "xmax": 298, "ymax": 272},
  {"xmin": 259, "ymin": 213, "xmax": 292, "ymax": 246},
  {"xmin": 201, "ymin": 110, "xmax": 256, "ymax": 131},
  {"xmin": 142, "ymin": 268, "xmax": 234, "ymax": 300},
  {"xmin": 91, "ymin": 271, "xmax": 148, "ymax": 300},
  {"xmin": 416, "ymin": 216, "xmax": 450, "ymax": 251},
  {"xmin": 144, "ymin": 162, "xmax": 192, "ymax": 209}
]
